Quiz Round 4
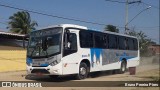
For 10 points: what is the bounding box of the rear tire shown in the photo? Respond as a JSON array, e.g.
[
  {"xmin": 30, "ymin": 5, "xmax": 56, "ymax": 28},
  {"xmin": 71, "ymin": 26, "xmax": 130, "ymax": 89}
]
[
  {"xmin": 119, "ymin": 61, "xmax": 127, "ymax": 74},
  {"xmin": 76, "ymin": 62, "xmax": 89, "ymax": 80}
]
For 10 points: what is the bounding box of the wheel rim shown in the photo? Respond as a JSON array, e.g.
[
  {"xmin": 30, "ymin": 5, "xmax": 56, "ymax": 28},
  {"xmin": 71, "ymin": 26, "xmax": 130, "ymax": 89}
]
[
  {"xmin": 122, "ymin": 63, "xmax": 126, "ymax": 72},
  {"xmin": 80, "ymin": 67, "xmax": 87, "ymax": 75}
]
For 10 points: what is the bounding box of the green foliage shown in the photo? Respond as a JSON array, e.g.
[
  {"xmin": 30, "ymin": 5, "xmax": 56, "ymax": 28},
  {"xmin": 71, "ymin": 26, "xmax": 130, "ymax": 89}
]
[
  {"xmin": 104, "ymin": 25, "xmax": 119, "ymax": 33},
  {"xmin": 7, "ymin": 11, "xmax": 38, "ymax": 34}
]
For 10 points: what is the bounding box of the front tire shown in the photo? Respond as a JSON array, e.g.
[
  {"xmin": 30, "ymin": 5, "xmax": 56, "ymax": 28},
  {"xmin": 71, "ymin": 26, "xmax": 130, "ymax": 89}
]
[{"xmin": 76, "ymin": 62, "xmax": 88, "ymax": 80}]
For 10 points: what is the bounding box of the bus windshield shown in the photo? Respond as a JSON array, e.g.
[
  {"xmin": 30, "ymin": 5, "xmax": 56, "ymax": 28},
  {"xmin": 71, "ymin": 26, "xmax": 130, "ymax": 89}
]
[{"xmin": 27, "ymin": 27, "xmax": 62, "ymax": 58}]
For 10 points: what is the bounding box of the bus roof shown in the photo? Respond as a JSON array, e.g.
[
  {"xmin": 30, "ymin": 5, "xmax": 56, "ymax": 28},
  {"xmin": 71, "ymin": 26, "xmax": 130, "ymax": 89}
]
[
  {"xmin": 102, "ymin": 30, "xmax": 138, "ymax": 39},
  {"xmin": 34, "ymin": 24, "xmax": 138, "ymax": 39},
  {"xmin": 38, "ymin": 24, "xmax": 87, "ymax": 30}
]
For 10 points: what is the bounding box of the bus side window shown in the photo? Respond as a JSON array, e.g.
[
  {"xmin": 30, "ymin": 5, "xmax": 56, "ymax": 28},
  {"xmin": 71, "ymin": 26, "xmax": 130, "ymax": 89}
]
[
  {"xmin": 124, "ymin": 38, "xmax": 128, "ymax": 50},
  {"xmin": 80, "ymin": 31, "xmax": 93, "ymax": 48},
  {"xmin": 69, "ymin": 33, "xmax": 77, "ymax": 50},
  {"xmin": 133, "ymin": 39, "xmax": 138, "ymax": 50},
  {"xmin": 94, "ymin": 32, "xmax": 106, "ymax": 48},
  {"xmin": 115, "ymin": 36, "xmax": 118, "ymax": 49},
  {"xmin": 104, "ymin": 34, "xmax": 108, "ymax": 48},
  {"xmin": 128, "ymin": 38, "xmax": 134, "ymax": 50},
  {"xmin": 118, "ymin": 36, "xmax": 125, "ymax": 50},
  {"xmin": 108, "ymin": 34, "xmax": 117, "ymax": 49}
]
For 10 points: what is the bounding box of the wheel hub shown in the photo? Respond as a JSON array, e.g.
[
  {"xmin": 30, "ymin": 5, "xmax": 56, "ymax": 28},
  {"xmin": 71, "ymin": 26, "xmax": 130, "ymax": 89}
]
[
  {"xmin": 80, "ymin": 67, "xmax": 86, "ymax": 75},
  {"xmin": 122, "ymin": 64, "xmax": 125, "ymax": 71}
]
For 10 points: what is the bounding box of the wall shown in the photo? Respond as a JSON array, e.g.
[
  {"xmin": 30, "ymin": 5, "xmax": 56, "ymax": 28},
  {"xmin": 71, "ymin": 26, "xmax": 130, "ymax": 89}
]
[{"xmin": 0, "ymin": 49, "xmax": 26, "ymax": 72}]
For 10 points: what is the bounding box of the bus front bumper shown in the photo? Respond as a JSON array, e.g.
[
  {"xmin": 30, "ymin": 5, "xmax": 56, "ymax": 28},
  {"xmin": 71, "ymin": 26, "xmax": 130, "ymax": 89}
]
[{"xmin": 27, "ymin": 64, "xmax": 62, "ymax": 75}]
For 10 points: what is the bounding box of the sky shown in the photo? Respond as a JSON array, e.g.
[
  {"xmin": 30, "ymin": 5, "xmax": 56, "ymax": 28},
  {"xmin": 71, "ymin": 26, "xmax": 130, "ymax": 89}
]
[{"xmin": 0, "ymin": 0, "xmax": 159, "ymax": 43}]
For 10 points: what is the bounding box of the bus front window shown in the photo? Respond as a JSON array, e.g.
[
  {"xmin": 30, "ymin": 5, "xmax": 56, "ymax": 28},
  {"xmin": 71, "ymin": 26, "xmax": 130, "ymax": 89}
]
[{"xmin": 27, "ymin": 27, "xmax": 62, "ymax": 58}]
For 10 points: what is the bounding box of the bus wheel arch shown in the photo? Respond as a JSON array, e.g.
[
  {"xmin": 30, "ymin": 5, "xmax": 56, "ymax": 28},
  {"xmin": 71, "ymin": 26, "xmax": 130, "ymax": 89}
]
[
  {"xmin": 76, "ymin": 59, "xmax": 90, "ymax": 80},
  {"xmin": 81, "ymin": 59, "xmax": 90, "ymax": 71},
  {"xmin": 120, "ymin": 58, "xmax": 127, "ymax": 73}
]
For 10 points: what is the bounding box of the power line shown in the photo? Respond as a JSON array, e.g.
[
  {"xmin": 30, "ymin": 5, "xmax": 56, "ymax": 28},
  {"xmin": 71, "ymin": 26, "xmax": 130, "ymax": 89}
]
[
  {"xmin": 0, "ymin": 3, "xmax": 107, "ymax": 26},
  {"xmin": 126, "ymin": 6, "xmax": 151, "ymax": 27},
  {"xmin": 105, "ymin": 0, "xmax": 159, "ymax": 9},
  {"xmin": 0, "ymin": 2, "xmax": 130, "ymax": 29},
  {"xmin": 0, "ymin": 17, "xmax": 9, "ymax": 21},
  {"xmin": 136, "ymin": 26, "xmax": 160, "ymax": 28},
  {"xmin": 0, "ymin": 20, "xmax": 159, "ymax": 31},
  {"xmin": 1, "ymin": 20, "xmax": 159, "ymax": 30},
  {"xmin": 0, "ymin": 21, "xmax": 7, "ymax": 25},
  {"xmin": 105, "ymin": 0, "xmax": 125, "ymax": 3},
  {"xmin": 105, "ymin": 0, "xmax": 142, "ymax": 4},
  {"xmin": 0, "ymin": 2, "xmax": 158, "ymax": 30},
  {"xmin": 142, "ymin": 2, "xmax": 159, "ymax": 10}
]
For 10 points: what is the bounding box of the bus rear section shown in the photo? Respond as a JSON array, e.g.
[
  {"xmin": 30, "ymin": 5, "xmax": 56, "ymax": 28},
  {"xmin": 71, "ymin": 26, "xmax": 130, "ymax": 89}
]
[{"xmin": 78, "ymin": 30, "xmax": 140, "ymax": 74}]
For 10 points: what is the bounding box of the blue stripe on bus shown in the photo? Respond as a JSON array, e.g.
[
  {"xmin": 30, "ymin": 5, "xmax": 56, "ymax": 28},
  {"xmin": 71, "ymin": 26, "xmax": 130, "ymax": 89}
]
[
  {"xmin": 118, "ymin": 52, "xmax": 135, "ymax": 61},
  {"xmin": 40, "ymin": 64, "xmax": 49, "ymax": 67},
  {"xmin": 90, "ymin": 48, "xmax": 102, "ymax": 67}
]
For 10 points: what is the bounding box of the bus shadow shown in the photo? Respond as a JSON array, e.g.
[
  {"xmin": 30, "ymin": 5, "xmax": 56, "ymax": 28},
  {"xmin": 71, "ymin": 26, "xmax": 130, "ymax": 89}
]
[
  {"xmin": 89, "ymin": 69, "xmax": 128, "ymax": 78},
  {"xmin": 25, "ymin": 70, "xmax": 128, "ymax": 82},
  {"xmin": 25, "ymin": 74, "xmax": 76, "ymax": 82}
]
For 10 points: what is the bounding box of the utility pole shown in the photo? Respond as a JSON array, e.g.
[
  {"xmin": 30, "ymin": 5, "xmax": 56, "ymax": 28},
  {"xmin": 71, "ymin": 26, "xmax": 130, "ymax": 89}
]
[
  {"xmin": 125, "ymin": 0, "xmax": 129, "ymax": 34},
  {"xmin": 125, "ymin": 0, "xmax": 141, "ymax": 34}
]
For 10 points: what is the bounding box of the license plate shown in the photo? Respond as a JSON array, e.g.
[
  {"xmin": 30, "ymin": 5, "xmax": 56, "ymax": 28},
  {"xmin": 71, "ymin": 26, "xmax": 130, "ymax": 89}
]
[{"xmin": 32, "ymin": 62, "xmax": 40, "ymax": 66}]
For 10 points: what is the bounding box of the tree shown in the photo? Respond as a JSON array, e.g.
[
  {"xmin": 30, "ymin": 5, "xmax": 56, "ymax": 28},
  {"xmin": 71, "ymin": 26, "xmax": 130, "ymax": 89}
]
[
  {"xmin": 104, "ymin": 25, "xmax": 119, "ymax": 33},
  {"xmin": 7, "ymin": 11, "xmax": 38, "ymax": 34},
  {"xmin": 128, "ymin": 30, "xmax": 156, "ymax": 56}
]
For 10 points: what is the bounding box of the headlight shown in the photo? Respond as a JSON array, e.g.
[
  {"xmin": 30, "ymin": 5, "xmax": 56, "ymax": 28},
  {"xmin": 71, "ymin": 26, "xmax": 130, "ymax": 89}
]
[{"xmin": 50, "ymin": 60, "xmax": 58, "ymax": 66}]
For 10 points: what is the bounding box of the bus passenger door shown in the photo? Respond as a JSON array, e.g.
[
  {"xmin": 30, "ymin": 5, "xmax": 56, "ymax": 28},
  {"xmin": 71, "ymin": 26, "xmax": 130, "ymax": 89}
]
[{"xmin": 62, "ymin": 29, "xmax": 80, "ymax": 75}]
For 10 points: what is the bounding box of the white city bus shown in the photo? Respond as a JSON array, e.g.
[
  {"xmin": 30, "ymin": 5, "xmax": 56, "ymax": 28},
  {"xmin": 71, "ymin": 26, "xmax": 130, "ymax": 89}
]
[{"xmin": 26, "ymin": 24, "xmax": 139, "ymax": 79}]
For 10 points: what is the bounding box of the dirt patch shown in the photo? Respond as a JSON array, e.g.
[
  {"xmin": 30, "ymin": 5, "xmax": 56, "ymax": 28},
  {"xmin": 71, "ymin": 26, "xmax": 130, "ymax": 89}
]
[
  {"xmin": 140, "ymin": 56, "xmax": 159, "ymax": 65},
  {"xmin": 134, "ymin": 69, "xmax": 159, "ymax": 81},
  {"xmin": 152, "ymin": 54, "xmax": 160, "ymax": 64}
]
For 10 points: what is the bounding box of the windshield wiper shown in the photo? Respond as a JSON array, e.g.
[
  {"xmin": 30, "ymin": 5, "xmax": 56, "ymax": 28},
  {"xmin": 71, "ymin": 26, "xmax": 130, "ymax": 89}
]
[
  {"xmin": 30, "ymin": 45, "xmax": 39, "ymax": 57},
  {"xmin": 30, "ymin": 41, "xmax": 41, "ymax": 57},
  {"xmin": 42, "ymin": 38, "xmax": 49, "ymax": 58},
  {"xmin": 30, "ymin": 46, "xmax": 36, "ymax": 57},
  {"xmin": 45, "ymin": 50, "xmax": 48, "ymax": 58}
]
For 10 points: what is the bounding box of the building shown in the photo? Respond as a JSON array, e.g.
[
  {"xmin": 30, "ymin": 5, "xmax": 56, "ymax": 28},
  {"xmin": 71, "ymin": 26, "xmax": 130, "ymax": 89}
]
[
  {"xmin": 148, "ymin": 44, "xmax": 160, "ymax": 55},
  {"xmin": 0, "ymin": 31, "xmax": 28, "ymax": 72},
  {"xmin": 0, "ymin": 31, "xmax": 28, "ymax": 50}
]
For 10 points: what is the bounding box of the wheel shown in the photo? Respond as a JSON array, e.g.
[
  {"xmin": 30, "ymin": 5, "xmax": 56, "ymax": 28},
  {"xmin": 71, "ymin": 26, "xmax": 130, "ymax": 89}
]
[
  {"xmin": 119, "ymin": 61, "xmax": 127, "ymax": 74},
  {"xmin": 76, "ymin": 62, "xmax": 89, "ymax": 80},
  {"xmin": 49, "ymin": 75, "xmax": 59, "ymax": 79}
]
